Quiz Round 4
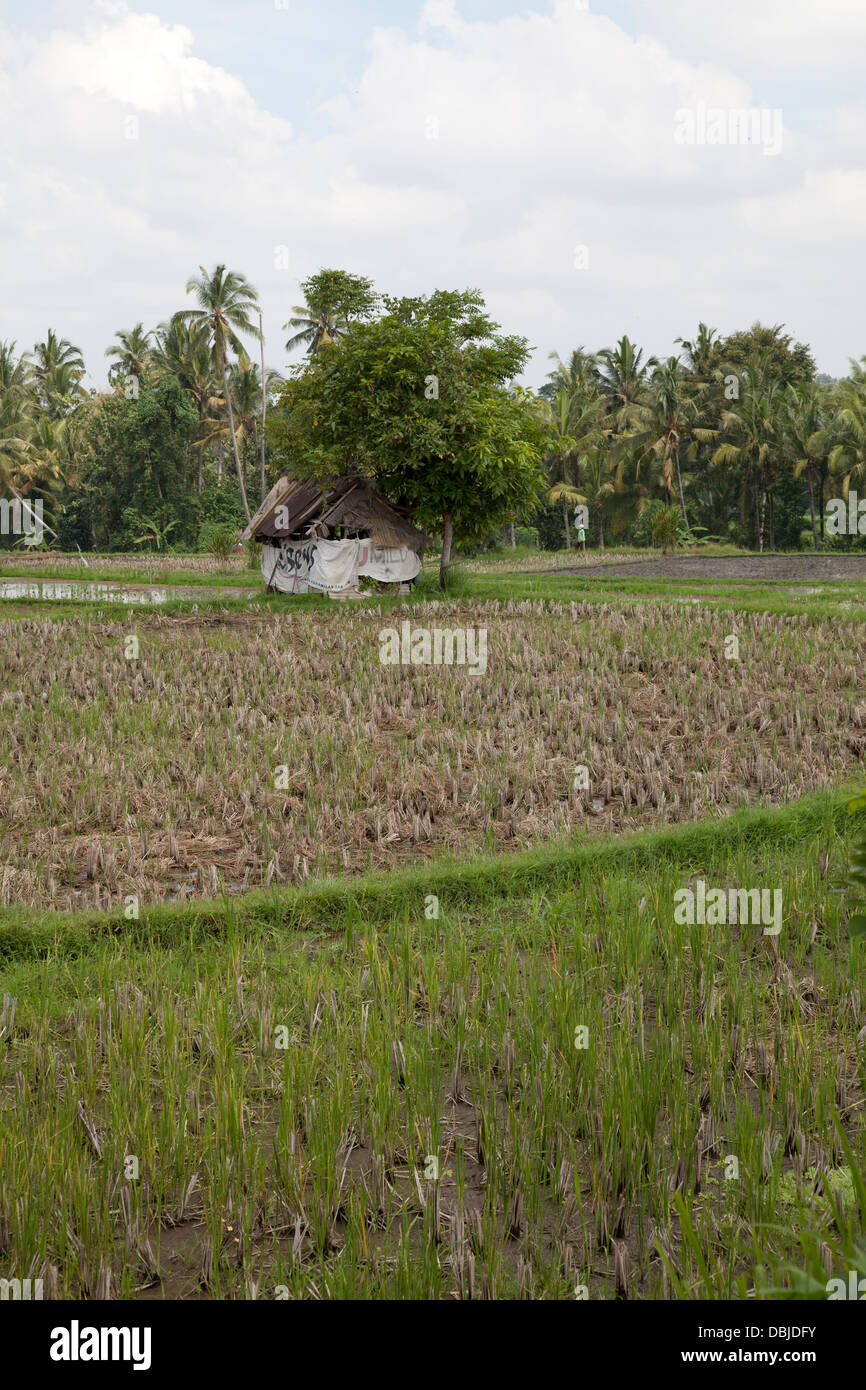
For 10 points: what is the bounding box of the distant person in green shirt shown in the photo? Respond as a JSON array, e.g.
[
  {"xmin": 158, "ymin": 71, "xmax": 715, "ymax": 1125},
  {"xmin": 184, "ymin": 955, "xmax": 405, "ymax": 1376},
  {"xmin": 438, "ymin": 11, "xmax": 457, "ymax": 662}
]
[{"xmin": 576, "ymin": 524, "xmax": 586, "ymax": 556}]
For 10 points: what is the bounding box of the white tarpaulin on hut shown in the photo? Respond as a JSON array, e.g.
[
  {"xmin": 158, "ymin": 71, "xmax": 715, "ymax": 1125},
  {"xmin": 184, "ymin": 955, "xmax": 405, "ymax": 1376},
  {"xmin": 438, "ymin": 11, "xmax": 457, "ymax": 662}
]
[
  {"xmin": 261, "ymin": 539, "xmax": 421, "ymax": 594},
  {"xmin": 261, "ymin": 540, "xmax": 316, "ymax": 593},
  {"xmin": 308, "ymin": 538, "xmax": 361, "ymax": 592},
  {"xmin": 359, "ymin": 545, "xmax": 421, "ymax": 583}
]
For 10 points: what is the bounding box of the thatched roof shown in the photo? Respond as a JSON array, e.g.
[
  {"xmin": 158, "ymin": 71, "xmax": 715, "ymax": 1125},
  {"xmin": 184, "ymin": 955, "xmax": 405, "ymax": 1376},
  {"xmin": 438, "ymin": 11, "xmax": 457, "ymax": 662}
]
[{"xmin": 240, "ymin": 474, "xmax": 428, "ymax": 550}]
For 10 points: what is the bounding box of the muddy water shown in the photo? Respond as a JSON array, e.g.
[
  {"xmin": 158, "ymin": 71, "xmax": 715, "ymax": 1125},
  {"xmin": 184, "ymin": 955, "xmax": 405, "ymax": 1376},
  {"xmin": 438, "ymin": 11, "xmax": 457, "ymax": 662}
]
[
  {"xmin": 0, "ymin": 579, "xmax": 252, "ymax": 604},
  {"xmin": 544, "ymin": 554, "xmax": 866, "ymax": 581}
]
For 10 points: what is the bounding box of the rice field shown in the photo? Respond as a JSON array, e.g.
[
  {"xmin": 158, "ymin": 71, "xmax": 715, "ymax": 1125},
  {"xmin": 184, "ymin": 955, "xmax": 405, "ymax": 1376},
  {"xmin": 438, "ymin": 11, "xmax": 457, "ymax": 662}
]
[
  {"xmin": 1, "ymin": 582, "xmax": 864, "ymax": 1306},
  {"xmin": 0, "ymin": 550, "xmax": 249, "ymax": 575},
  {"xmin": 0, "ymin": 801, "xmax": 864, "ymax": 1300},
  {"xmin": 0, "ymin": 600, "xmax": 863, "ymax": 912},
  {"xmin": 425, "ymin": 546, "xmax": 658, "ymax": 573}
]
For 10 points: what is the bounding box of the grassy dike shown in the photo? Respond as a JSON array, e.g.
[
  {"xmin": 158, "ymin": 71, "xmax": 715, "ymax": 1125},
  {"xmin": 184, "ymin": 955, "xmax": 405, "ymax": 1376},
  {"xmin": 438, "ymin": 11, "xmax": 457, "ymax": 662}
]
[{"xmin": 0, "ymin": 787, "xmax": 858, "ymax": 960}]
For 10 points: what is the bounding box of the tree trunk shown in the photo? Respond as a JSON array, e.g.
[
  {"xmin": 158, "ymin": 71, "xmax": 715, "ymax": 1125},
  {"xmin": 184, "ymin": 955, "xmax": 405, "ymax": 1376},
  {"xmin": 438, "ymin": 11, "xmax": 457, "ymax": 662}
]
[
  {"xmin": 768, "ymin": 490, "xmax": 775, "ymax": 551},
  {"xmin": 509, "ymin": 522, "xmax": 516, "ymax": 548},
  {"xmin": 197, "ymin": 399, "xmax": 204, "ymax": 494},
  {"xmin": 440, "ymin": 513, "xmax": 454, "ymax": 588},
  {"xmin": 259, "ymin": 310, "xmax": 267, "ymax": 505},
  {"xmin": 561, "ymin": 496, "xmax": 571, "ymax": 549},
  {"xmin": 758, "ymin": 488, "xmax": 766, "ymax": 553},
  {"xmin": 806, "ymin": 464, "xmax": 818, "ymax": 549},
  {"xmin": 674, "ymin": 444, "xmax": 689, "ymax": 531},
  {"xmin": 220, "ymin": 354, "xmax": 250, "ymax": 520},
  {"xmin": 819, "ymin": 459, "xmax": 827, "ymax": 538},
  {"xmin": 597, "ymin": 506, "xmax": 604, "ymax": 550}
]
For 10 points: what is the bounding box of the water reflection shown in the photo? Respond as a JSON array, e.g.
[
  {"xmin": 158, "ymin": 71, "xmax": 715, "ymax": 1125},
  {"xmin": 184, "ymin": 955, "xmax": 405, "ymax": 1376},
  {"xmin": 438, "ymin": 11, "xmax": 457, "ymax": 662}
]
[{"xmin": 1, "ymin": 580, "xmax": 171, "ymax": 604}]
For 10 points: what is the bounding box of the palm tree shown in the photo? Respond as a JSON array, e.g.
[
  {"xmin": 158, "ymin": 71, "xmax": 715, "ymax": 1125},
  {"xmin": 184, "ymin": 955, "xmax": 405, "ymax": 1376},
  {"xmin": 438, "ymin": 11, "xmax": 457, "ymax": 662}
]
[
  {"xmin": 152, "ymin": 317, "xmax": 220, "ymax": 494},
  {"xmin": 178, "ymin": 266, "xmax": 261, "ymax": 519},
  {"xmin": 675, "ymin": 323, "xmax": 718, "ymax": 379},
  {"xmin": 226, "ymin": 360, "xmax": 284, "ymax": 505},
  {"xmin": 284, "ymin": 302, "xmax": 341, "ymax": 356},
  {"xmin": 0, "ymin": 340, "xmax": 32, "ymax": 399},
  {"xmin": 0, "ymin": 342, "xmax": 66, "ymax": 542},
  {"xmin": 650, "ymin": 504, "xmax": 682, "ymax": 555},
  {"xmin": 546, "ymin": 347, "xmax": 599, "ymax": 395},
  {"xmin": 827, "ymin": 358, "xmax": 866, "ymax": 503},
  {"xmin": 711, "ymin": 375, "xmax": 779, "ymax": 551},
  {"xmin": 569, "ymin": 451, "xmax": 617, "ymax": 550},
  {"xmin": 283, "ymin": 268, "xmax": 377, "ymax": 356},
  {"xmin": 106, "ymin": 324, "xmax": 153, "ymax": 385},
  {"xmin": 542, "ymin": 379, "xmax": 607, "ymax": 547},
  {"xmin": 32, "ymin": 330, "xmax": 85, "ymax": 415},
  {"xmin": 0, "ymin": 341, "xmax": 34, "ymax": 498},
  {"xmin": 544, "ymin": 389, "xmax": 576, "ymax": 548},
  {"xmin": 783, "ymin": 381, "xmax": 830, "ymax": 548},
  {"xmin": 597, "ymin": 335, "xmax": 657, "ymax": 433},
  {"xmin": 634, "ymin": 357, "xmax": 695, "ymax": 529}
]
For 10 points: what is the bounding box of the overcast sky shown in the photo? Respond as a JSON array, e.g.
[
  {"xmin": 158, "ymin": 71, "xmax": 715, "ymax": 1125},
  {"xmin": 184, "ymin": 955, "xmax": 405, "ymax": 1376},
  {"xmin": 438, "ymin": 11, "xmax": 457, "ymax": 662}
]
[{"xmin": 1, "ymin": 0, "xmax": 864, "ymax": 389}]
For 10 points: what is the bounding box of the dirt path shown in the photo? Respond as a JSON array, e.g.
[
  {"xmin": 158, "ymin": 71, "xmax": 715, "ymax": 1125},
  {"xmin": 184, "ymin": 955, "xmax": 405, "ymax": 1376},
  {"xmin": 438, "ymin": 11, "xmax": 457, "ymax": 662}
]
[{"xmin": 538, "ymin": 554, "xmax": 866, "ymax": 581}]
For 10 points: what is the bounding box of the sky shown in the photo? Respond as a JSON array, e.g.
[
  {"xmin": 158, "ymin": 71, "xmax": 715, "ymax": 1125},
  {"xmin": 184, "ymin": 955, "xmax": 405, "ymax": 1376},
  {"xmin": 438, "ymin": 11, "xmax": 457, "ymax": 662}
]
[{"xmin": 1, "ymin": 0, "xmax": 864, "ymax": 389}]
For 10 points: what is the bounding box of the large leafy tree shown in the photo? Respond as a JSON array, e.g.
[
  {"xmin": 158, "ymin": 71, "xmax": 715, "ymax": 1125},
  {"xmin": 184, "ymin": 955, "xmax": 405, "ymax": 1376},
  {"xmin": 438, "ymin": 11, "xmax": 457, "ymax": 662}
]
[
  {"xmin": 710, "ymin": 322, "xmax": 815, "ymax": 387},
  {"xmin": 284, "ymin": 268, "xmax": 378, "ymax": 356},
  {"xmin": 270, "ymin": 288, "xmax": 550, "ymax": 585},
  {"xmin": 68, "ymin": 376, "xmax": 197, "ymax": 548},
  {"xmin": 179, "ymin": 265, "xmax": 261, "ymax": 520}
]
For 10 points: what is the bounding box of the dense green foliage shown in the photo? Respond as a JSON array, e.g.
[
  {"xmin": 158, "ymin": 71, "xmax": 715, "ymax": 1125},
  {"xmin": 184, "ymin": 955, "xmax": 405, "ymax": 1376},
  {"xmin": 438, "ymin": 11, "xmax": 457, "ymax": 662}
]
[
  {"xmin": 2, "ymin": 267, "xmax": 866, "ymax": 557},
  {"xmin": 269, "ymin": 289, "xmax": 549, "ymax": 580}
]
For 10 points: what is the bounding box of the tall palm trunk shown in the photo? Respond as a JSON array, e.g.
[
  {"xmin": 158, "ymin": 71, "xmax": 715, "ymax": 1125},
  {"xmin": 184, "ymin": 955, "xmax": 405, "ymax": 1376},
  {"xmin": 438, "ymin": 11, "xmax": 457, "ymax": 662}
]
[
  {"xmin": 596, "ymin": 505, "xmax": 604, "ymax": 550},
  {"xmin": 561, "ymin": 495, "xmax": 571, "ymax": 549},
  {"xmin": 219, "ymin": 352, "xmax": 250, "ymax": 520},
  {"xmin": 259, "ymin": 310, "xmax": 267, "ymax": 505},
  {"xmin": 197, "ymin": 399, "xmax": 204, "ymax": 495},
  {"xmin": 806, "ymin": 463, "xmax": 818, "ymax": 549},
  {"xmin": 758, "ymin": 487, "xmax": 766, "ymax": 553},
  {"xmin": 674, "ymin": 442, "xmax": 689, "ymax": 530},
  {"xmin": 819, "ymin": 459, "xmax": 827, "ymax": 538}
]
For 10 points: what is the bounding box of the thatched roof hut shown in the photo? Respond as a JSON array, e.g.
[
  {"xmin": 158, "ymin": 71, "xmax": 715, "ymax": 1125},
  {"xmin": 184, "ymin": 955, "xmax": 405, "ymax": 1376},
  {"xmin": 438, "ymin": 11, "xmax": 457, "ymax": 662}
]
[
  {"xmin": 240, "ymin": 473, "xmax": 428, "ymax": 550},
  {"xmin": 242, "ymin": 474, "xmax": 428, "ymax": 597}
]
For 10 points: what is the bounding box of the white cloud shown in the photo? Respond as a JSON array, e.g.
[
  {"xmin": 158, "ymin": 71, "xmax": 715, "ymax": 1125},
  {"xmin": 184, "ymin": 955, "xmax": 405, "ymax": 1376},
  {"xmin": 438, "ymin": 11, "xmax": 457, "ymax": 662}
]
[
  {"xmin": 0, "ymin": 0, "xmax": 863, "ymax": 384},
  {"xmin": 625, "ymin": 0, "xmax": 866, "ymax": 74}
]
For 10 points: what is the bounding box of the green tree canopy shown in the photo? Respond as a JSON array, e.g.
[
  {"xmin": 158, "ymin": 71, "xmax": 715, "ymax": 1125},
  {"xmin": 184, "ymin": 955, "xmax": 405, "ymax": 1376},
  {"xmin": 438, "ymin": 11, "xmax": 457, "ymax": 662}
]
[
  {"xmin": 270, "ymin": 288, "xmax": 550, "ymax": 584},
  {"xmin": 711, "ymin": 322, "xmax": 816, "ymax": 386},
  {"xmin": 65, "ymin": 376, "xmax": 197, "ymax": 550}
]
